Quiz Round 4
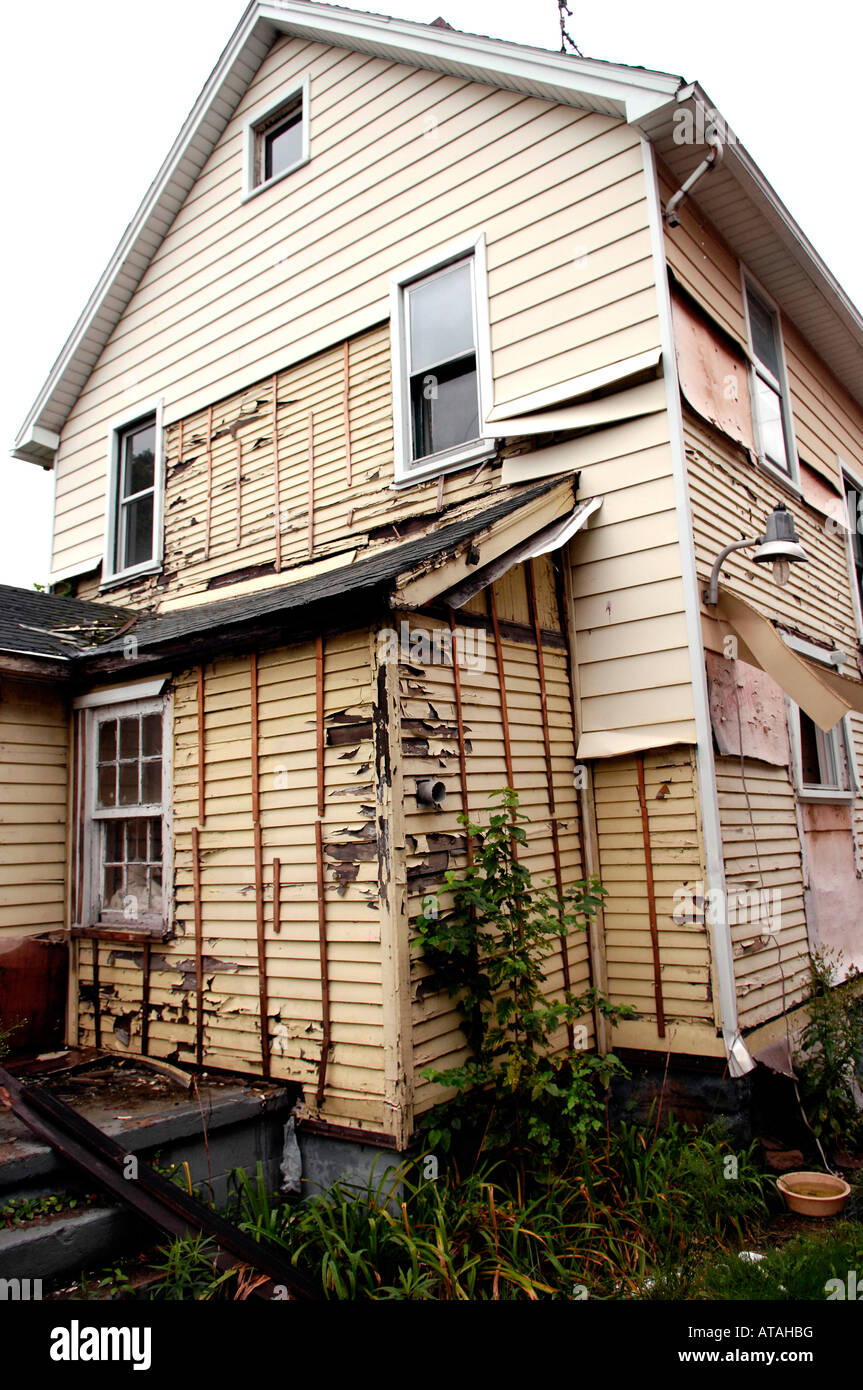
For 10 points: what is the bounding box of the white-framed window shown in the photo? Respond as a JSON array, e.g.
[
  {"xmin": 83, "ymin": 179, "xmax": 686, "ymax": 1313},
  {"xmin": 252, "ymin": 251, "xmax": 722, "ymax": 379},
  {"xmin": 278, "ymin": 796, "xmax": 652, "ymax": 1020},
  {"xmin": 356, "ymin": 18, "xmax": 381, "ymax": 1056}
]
[
  {"xmin": 243, "ymin": 75, "xmax": 310, "ymax": 200},
  {"xmin": 741, "ymin": 272, "xmax": 798, "ymax": 485},
  {"xmin": 390, "ymin": 234, "xmax": 495, "ymax": 485},
  {"xmin": 103, "ymin": 400, "xmax": 164, "ymax": 584},
  {"xmin": 76, "ymin": 694, "xmax": 172, "ymax": 931}
]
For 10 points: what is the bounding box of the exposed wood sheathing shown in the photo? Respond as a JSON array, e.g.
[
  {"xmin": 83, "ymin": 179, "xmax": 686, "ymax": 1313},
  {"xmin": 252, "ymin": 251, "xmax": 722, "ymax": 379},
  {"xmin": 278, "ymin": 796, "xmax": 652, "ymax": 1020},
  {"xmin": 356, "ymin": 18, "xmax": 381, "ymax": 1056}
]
[{"xmin": 0, "ymin": 678, "xmax": 69, "ymax": 938}]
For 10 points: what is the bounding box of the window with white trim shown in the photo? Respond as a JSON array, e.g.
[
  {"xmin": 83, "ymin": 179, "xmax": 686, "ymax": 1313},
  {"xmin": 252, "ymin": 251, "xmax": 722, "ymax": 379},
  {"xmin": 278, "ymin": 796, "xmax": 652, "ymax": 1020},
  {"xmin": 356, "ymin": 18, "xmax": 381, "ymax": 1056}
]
[
  {"xmin": 788, "ymin": 701, "xmax": 855, "ymax": 800},
  {"xmin": 244, "ymin": 76, "xmax": 310, "ymax": 197},
  {"xmin": 81, "ymin": 697, "xmax": 170, "ymax": 930},
  {"xmin": 743, "ymin": 279, "xmax": 797, "ymax": 480},
  {"xmin": 392, "ymin": 242, "xmax": 494, "ymax": 483},
  {"xmin": 104, "ymin": 406, "xmax": 163, "ymax": 582}
]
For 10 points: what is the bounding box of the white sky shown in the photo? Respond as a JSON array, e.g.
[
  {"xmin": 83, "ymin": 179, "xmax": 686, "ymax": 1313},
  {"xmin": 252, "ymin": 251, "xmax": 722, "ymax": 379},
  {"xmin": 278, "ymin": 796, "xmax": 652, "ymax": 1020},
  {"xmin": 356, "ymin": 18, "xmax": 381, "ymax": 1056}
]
[{"xmin": 3, "ymin": 0, "xmax": 862, "ymax": 588}]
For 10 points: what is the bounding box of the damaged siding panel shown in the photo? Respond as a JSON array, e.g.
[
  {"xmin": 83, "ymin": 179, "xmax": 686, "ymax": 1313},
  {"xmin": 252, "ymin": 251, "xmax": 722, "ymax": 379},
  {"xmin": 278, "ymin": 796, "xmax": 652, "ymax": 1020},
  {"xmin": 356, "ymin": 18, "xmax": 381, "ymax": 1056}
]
[
  {"xmin": 0, "ymin": 679, "xmax": 69, "ymax": 936},
  {"xmin": 75, "ymin": 631, "xmax": 391, "ymax": 1131},
  {"xmin": 52, "ymin": 34, "xmax": 656, "ymax": 576},
  {"xmin": 715, "ymin": 759, "xmax": 809, "ymax": 1029},
  {"xmin": 593, "ymin": 750, "xmax": 716, "ymax": 1046},
  {"xmin": 661, "ymin": 162, "xmax": 863, "ymax": 487}
]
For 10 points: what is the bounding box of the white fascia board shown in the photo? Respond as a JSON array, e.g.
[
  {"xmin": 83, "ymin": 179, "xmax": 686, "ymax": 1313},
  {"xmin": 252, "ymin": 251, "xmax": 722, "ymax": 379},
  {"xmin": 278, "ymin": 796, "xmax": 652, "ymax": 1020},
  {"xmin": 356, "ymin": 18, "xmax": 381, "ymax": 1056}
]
[{"xmin": 14, "ymin": 1, "xmax": 681, "ymax": 455}]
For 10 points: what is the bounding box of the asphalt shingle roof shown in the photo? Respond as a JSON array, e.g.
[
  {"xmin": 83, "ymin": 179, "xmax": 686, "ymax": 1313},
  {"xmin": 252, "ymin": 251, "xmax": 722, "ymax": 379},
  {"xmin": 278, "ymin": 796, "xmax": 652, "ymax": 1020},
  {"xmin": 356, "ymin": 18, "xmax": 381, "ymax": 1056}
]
[{"xmin": 0, "ymin": 586, "xmax": 131, "ymax": 660}]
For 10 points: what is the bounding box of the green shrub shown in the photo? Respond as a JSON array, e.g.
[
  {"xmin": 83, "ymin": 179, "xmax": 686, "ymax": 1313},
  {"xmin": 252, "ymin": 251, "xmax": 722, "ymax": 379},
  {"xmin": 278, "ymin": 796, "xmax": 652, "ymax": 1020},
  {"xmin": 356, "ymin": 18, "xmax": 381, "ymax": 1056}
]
[{"xmin": 796, "ymin": 948, "xmax": 863, "ymax": 1155}]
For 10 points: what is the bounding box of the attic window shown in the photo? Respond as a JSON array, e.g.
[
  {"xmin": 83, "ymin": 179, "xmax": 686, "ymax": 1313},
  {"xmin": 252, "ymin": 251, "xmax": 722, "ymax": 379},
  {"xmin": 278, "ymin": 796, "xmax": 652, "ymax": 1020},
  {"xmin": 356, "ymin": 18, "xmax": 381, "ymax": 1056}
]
[{"xmin": 244, "ymin": 77, "xmax": 310, "ymax": 198}]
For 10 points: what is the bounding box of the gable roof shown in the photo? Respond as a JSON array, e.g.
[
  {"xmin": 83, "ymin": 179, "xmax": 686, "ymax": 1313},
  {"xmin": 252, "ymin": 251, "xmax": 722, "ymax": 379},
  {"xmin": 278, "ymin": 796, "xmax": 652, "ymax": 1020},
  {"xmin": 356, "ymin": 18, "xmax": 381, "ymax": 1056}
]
[{"xmin": 11, "ymin": 1, "xmax": 863, "ymax": 466}]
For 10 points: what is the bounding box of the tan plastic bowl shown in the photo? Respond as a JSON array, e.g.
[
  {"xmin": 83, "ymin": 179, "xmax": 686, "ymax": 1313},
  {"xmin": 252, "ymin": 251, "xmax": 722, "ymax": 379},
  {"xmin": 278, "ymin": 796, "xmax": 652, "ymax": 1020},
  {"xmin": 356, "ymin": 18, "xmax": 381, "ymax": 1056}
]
[{"xmin": 776, "ymin": 1171, "xmax": 851, "ymax": 1217}]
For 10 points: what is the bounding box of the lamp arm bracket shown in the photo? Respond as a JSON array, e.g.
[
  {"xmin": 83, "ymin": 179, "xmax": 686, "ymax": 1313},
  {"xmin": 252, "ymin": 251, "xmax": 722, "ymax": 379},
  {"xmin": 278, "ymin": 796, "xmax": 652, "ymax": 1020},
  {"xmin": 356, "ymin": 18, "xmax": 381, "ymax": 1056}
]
[{"xmin": 704, "ymin": 535, "xmax": 762, "ymax": 607}]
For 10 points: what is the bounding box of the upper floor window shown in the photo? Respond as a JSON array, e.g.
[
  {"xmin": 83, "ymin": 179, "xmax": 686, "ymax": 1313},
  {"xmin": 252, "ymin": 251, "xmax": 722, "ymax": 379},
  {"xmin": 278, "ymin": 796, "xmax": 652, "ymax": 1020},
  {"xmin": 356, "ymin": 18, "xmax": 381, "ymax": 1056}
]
[
  {"xmin": 243, "ymin": 76, "xmax": 310, "ymax": 199},
  {"xmin": 391, "ymin": 237, "xmax": 494, "ymax": 485},
  {"xmin": 842, "ymin": 468, "xmax": 863, "ymax": 641},
  {"xmin": 743, "ymin": 278, "xmax": 797, "ymax": 482},
  {"xmin": 104, "ymin": 402, "xmax": 164, "ymax": 584}
]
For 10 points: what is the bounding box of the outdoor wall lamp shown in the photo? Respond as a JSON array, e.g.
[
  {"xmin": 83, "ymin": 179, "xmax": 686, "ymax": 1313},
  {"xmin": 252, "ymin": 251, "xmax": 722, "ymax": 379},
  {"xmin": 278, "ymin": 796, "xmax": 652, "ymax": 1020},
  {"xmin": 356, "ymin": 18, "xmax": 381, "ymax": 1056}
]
[{"xmin": 705, "ymin": 503, "xmax": 808, "ymax": 607}]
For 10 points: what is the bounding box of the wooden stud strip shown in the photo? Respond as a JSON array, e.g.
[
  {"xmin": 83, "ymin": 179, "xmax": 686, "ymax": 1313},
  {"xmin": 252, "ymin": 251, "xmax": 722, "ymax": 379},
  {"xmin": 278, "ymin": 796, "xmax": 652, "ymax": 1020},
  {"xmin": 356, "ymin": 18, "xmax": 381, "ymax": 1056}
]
[
  {"xmin": 141, "ymin": 940, "xmax": 151, "ymax": 1057},
  {"xmin": 196, "ymin": 665, "xmax": 206, "ymax": 827},
  {"xmin": 204, "ymin": 405, "xmax": 213, "ymax": 562},
  {"xmin": 636, "ymin": 753, "xmax": 667, "ymax": 1039},
  {"xmin": 488, "ymin": 586, "xmax": 515, "ymax": 789},
  {"xmin": 92, "ymin": 942, "xmax": 101, "ymax": 1050},
  {"xmin": 314, "ymin": 820, "xmax": 331, "ymax": 1108},
  {"xmin": 316, "ymin": 636, "xmax": 325, "ymax": 817},
  {"xmin": 342, "ymin": 342, "xmax": 352, "ymax": 488},
  {"xmin": 177, "ymin": 417, "xmax": 184, "ymax": 469},
  {"xmin": 273, "ymin": 857, "xmax": 282, "ymax": 936},
  {"xmin": 315, "ymin": 635, "xmax": 330, "ymax": 1105},
  {"xmin": 527, "ymin": 560, "xmax": 573, "ymax": 1035},
  {"xmin": 448, "ymin": 608, "xmax": 472, "ymax": 864},
  {"xmin": 272, "ymin": 374, "xmax": 283, "ymax": 572},
  {"xmin": 235, "ymin": 433, "xmax": 243, "ymax": 547},
  {"xmin": 191, "ymin": 824, "xmax": 204, "ymax": 1067},
  {"xmin": 307, "ymin": 411, "xmax": 315, "ymax": 556},
  {"xmin": 249, "ymin": 654, "xmax": 270, "ymax": 1076}
]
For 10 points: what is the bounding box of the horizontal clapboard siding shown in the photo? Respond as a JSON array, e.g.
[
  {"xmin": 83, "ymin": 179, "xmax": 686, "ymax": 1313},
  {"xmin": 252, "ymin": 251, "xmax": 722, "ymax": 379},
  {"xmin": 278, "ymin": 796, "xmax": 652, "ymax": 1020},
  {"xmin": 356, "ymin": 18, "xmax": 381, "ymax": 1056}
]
[
  {"xmin": 0, "ymin": 679, "xmax": 68, "ymax": 936},
  {"xmin": 52, "ymin": 34, "xmax": 656, "ymax": 576}
]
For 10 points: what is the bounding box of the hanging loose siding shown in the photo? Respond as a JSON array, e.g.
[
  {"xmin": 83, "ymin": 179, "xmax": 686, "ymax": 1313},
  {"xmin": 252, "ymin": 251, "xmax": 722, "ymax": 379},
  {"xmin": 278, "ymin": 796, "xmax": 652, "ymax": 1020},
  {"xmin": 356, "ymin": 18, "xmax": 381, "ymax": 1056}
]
[
  {"xmin": 593, "ymin": 748, "xmax": 720, "ymax": 1056},
  {"xmin": 52, "ymin": 34, "xmax": 657, "ymax": 577},
  {"xmin": 0, "ymin": 679, "xmax": 68, "ymax": 936},
  {"xmin": 76, "ymin": 629, "xmax": 392, "ymax": 1132},
  {"xmin": 399, "ymin": 557, "xmax": 590, "ymax": 1119},
  {"xmin": 714, "ymin": 758, "xmax": 809, "ymax": 1029},
  {"xmin": 660, "ymin": 162, "xmax": 863, "ymax": 486},
  {"xmin": 687, "ymin": 410, "xmax": 859, "ymax": 653}
]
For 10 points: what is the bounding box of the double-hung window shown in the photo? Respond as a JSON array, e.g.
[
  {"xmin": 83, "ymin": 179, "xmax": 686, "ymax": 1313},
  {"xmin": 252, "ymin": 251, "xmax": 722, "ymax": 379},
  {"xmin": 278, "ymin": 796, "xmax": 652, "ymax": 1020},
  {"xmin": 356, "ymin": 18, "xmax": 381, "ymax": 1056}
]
[
  {"xmin": 743, "ymin": 278, "xmax": 797, "ymax": 481},
  {"xmin": 392, "ymin": 237, "xmax": 494, "ymax": 483},
  {"xmin": 104, "ymin": 403, "xmax": 164, "ymax": 583},
  {"xmin": 76, "ymin": 694, "xmax": 170, "ymax": 932}
]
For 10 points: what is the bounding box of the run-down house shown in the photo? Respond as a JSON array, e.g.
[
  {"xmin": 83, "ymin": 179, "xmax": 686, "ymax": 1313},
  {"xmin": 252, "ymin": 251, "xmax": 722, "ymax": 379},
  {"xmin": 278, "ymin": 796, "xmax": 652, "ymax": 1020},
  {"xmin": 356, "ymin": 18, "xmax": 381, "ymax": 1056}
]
[{"xmin": 6, "ymin": 2, "xmax": 863, "ymax": 1155}]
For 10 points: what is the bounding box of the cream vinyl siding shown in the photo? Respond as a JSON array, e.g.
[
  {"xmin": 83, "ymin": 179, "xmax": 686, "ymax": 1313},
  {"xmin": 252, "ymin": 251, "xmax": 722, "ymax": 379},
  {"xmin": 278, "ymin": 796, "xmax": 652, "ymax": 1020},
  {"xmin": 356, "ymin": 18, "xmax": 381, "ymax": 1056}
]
[
  {"xmin": 659, "ymin": 161, "xmax": 863, "ymax": 487},
  {"xmin": 593, "ymin": 749, "xmax": 720, "ymax": 1056},
  {"xmin": 0, "ymin": 679, "xmax": 68, "ymax": 936},
  {"xmin": 506, "ymin": 408, "xmax": 697, "ymax": 754},
  {"xmin": 51, "ymin": 35, "xmax": 657, "ymax": 577}
]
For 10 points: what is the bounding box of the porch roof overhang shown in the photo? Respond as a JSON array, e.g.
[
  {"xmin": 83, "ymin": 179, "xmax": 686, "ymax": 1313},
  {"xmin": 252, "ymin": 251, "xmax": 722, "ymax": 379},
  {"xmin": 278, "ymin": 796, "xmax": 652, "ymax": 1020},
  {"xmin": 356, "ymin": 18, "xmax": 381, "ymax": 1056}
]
[{"xmin": 65, "ymin": 477, "xmax": 577, "ymax": 678}]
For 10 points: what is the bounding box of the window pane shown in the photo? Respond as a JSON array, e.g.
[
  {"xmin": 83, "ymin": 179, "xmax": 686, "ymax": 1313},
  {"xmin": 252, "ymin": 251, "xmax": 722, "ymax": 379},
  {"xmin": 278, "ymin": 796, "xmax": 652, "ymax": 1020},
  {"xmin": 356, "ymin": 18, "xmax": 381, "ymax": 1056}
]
[
  {"xmin": 747, "ymin": 291, "xmax": 781, "ymax": 377},
  {"xmin": 142, "ymin": 758, "xmax": 162, "ymax": 804},
  {"xmin": 119, "ymin": 760, "xmax": 140, "ymax": 806},
  {"xmin": 103, "ymin": 863, "xmax": 124, "ymax": 912},
  {"xmin": 126, "ymin": 820, "xmax": 149, "ymax": 862},
  {"xmin": 753, "ymin": 377, "xmax": 789, "ymax": 472},
  {"xmin": 123, "ymin": 423, "xmax": 155, "ymax": 497},
  {"xmin": 98, "ymin": 764, "xmax": 117, "ymax": 809},
  {"xmin": 122, "ymin": 492, "xmax": 154, "ymax": 571},
  {"xmin": 119, "ymin": 718, "xmax": 139, "ymax": 760},
  {"xmin": 411, "ymin": 358, "xmax": 479, "ymax": 460},
  {"xmin": 799, "ymin": 712, "xmax": 823, "ymax": 785},
  {"xmin": 149, "ymin": 817, "xmax": 162, "ymax": 863},
  {"xmin": 408, "ymin": 263, "xmax": 475, "ymax": 374},
  {"xmin": 149, "ymin": 868, "xmax": 163, "ymax": 915},
  {"xmin": 98, "ymin": 719, "xmax": 117, "ymax": 763},
  {"xmin": 264, "ymin": 108, "xmax": 303, "ymax": 180},
  {"xmin": 141, "ymin": 714, "xmax": 162, "ymax": 758},
  {"xmin": 104, "ymin": 820, "xmax": 124, "ymax": 863}
]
